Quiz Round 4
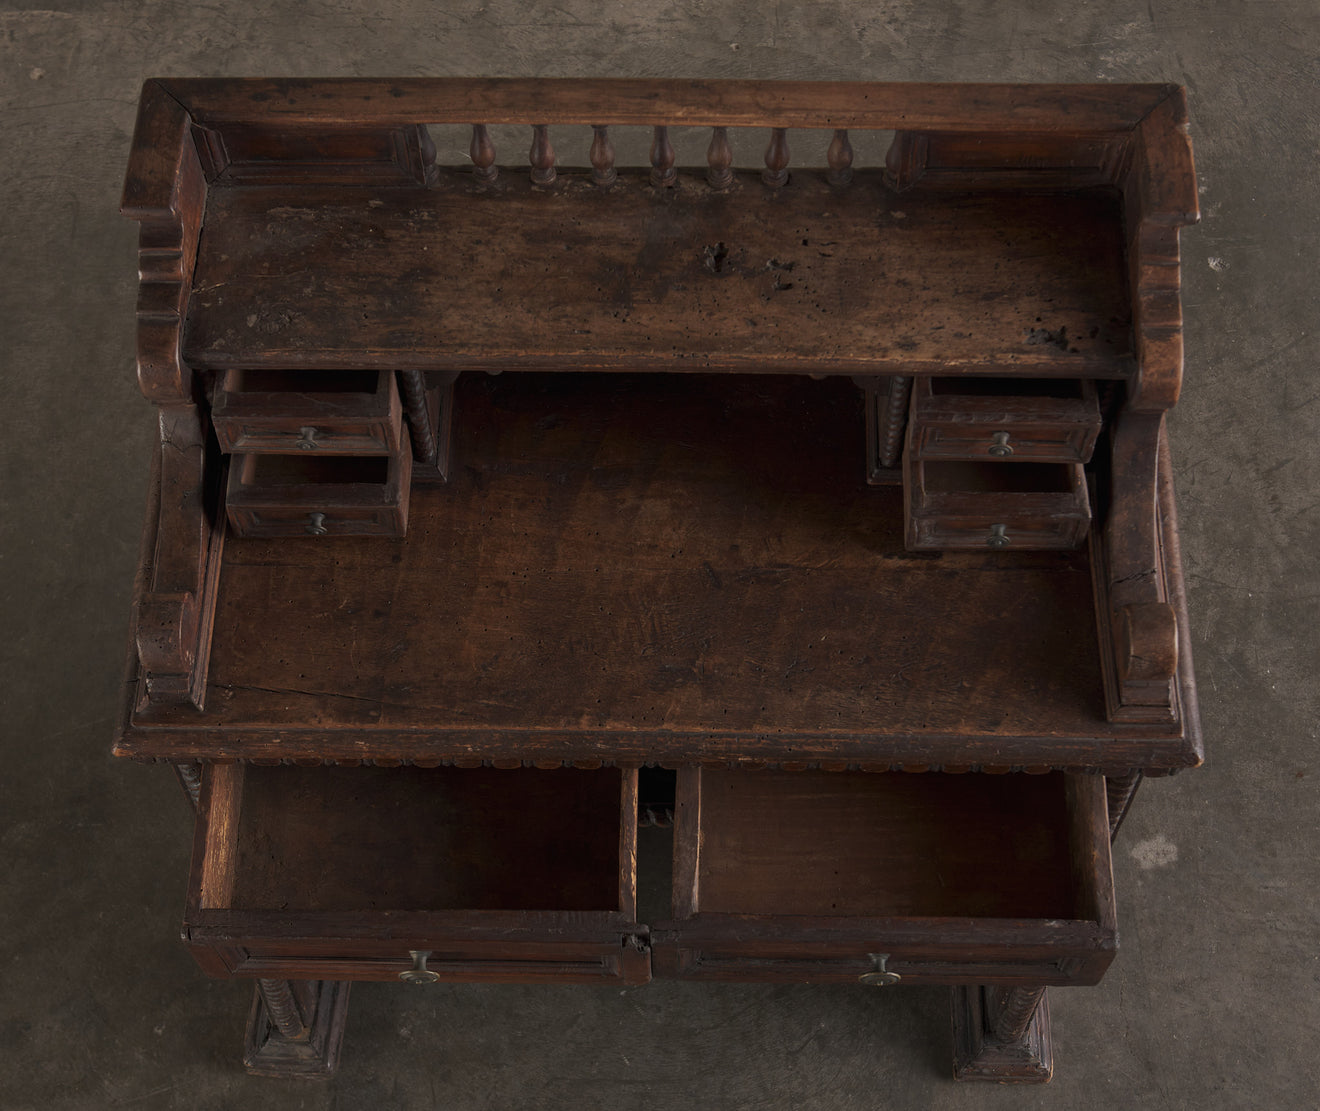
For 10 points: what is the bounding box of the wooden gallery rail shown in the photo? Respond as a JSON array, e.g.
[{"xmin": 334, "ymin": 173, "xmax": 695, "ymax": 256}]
[{"xmin": 115, "ymin": 79, "xmax": 1202, "ymax": 1082}]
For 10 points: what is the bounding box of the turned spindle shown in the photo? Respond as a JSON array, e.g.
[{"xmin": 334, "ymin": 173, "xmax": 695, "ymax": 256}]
[
  {"xmin": 762, "ymin": 127, "xmax": 790, "ymax": 186},
  {"xmin": 590, "ymin": 125, "xmax": 617, "ymax": 186},
  {"xmin": 706, "ymin": 126, "xmax": 734, "ymax": 189},
  {"xmin": 470, "ymin": 124, "xmax": 497, "ymax": 183},
  {"xmin": 529, "ymin": 124, "xmax": 556, "ymax": 186},
  {"xmin": 987, "ymin": 987, "xmax": 1047, "ymax": 1044},
  {"xmin": 827, "ymin": 128, "xmax": 854, "ymax": 185},
  {"xmin": 650, "ymin": 125, "xmax": 677, "ymax": 187},
  {"xmin": 258, "ymin": 979, "xmax": 308, "ymax": 1041}
]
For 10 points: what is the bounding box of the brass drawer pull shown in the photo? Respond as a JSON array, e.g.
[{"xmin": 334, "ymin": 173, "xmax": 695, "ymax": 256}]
[
  {"xmin": 859, "ymin": 953, "xmax": 901, "ymax": 987},
  {"xmin": 305, "ymin": 512, "xmax": 328, "ymax": 536},
  {"xmin": 988, "ymin": 430, "xmax": 1013, "ymax": 457},
  {"xmin": 987, "ymin": 523, "xmax": 1010, "ymax": 549},
  {"xmin": 399, "ymin": 950, "xmax": 440, "ymax": 984},
  {"xmin": 296, "ymin": 426, "xmax": 320, "ymax": 450}
]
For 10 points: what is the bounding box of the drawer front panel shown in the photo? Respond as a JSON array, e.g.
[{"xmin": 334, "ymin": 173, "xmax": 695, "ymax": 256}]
[
  {"xmin": 189, "ymin": 937, "xmax": 651, "ymax": 985},
  {"xmin": 224, "ymin": 446, "xmax": 412, "ymax": 538},
  {"xmin": 213, "ymin": 369, "xmax": 403, "ymax": 455},
  {"xmin": 652, "ymin": 944, "xmax": 1107, "ymax": 986},
  {"xmin": 910, "ymin": 378, "xmax": 1101, "ymax": 464},
  {"xmin": 914, "ymin": 423, "xmax": 1095, "ymax": 464},
  {"xmin": 227, "ymin": 502, "xmax": 408, "ymax": 539},
  {"xmin": 907, "ymin": 511, "xmax": 1088, "ymax": 551}
]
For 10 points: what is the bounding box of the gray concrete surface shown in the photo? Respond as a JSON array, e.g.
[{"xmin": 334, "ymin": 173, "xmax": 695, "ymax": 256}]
[{"xmin": 1, "ymin": 2, "xmax": 1316, "ymax": 1108}]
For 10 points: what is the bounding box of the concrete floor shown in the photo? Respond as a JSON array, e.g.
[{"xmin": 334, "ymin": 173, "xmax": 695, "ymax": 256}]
[{"xmin": 2, "ymin": 2, "xmax": 1317, "ymax": 1108}]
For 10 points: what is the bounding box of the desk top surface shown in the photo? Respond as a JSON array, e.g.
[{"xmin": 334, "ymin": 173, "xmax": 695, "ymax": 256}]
[{"xmin": 118, "ymin": 372, "xmax": 1199, "ymax": 771}]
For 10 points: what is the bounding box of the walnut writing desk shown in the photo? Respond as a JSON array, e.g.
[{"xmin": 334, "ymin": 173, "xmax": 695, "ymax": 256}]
[{"xmin": 115, "ymin": 79, "xmax": 1202, "ymax": 1082}]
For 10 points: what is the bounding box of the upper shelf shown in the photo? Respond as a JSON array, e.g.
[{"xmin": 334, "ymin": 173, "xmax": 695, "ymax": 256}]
[{"xmin": 185, "ymin": 173, "xmax": 1133, "ymax": 378}]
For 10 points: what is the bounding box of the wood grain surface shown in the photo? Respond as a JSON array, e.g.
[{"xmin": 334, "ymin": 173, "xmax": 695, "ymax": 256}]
[
  {"xmin": 184, "ymin": 175, "xmax": 1133, "ymax": 378},
  {"xmin": 121, "ymin": 372, "xmax": 1196, "ymax": 767}
]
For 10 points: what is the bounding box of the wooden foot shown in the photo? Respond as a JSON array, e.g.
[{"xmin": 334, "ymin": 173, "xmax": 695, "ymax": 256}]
[
  {"xmin": 951, "ymin": 985, "xmax": 1052, "ymax": 1083},
  {"xmin": 243, "ymin": 979, "xmax": 350, "ymax": 1079}
]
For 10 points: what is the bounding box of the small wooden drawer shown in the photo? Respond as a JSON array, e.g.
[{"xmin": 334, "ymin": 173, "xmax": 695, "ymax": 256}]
[
  {"xmin": 225, "ymin": 448, "xmax": 411, "ymax": 538},
  {"xmin": 652, "ymin": 769, "xmax": 1116, "ymax": 986},
  {"xmin": 910, "ymin": 377, "xmax": 1100, "ymax": 464},
  {"xmin": 905, "ymin": 457, "xmax": 1090, "ymax": 550},
  {"xmin": 185, "ymin": 764, "xmax": 649, "ymax": 985},
  {"xmin": 212, "ymin": 369, "xmax": 403, "ymax": 455}
]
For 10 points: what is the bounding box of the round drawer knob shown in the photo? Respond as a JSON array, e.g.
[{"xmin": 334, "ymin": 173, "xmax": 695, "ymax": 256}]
[
  {"xmin": 988, "ymin": 431, "xmax": 1013, "ymax": 457},
  {"xmin": 305, "ymin": 512, "xmax": 328, "ymax": 536},
  {"xmin": 399, "ymin": 950, "xmax": 440, "ymax": 984},
  {"xmin": 296, "ymin": 426, "xmax": 320, "ymax": 450},
  {"xmin": 859, "ymin": 953, "xmax": 901, "ymax": 987},
  {"xmin": 987, "ymin": 523, "xmax": 1011, "ymax": 549}
]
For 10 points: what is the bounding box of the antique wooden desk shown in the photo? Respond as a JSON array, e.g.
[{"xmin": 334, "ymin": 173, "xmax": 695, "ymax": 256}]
[{"xmin": 115, "ymin": 79, "xmax": 1201, "ymax": 1082}]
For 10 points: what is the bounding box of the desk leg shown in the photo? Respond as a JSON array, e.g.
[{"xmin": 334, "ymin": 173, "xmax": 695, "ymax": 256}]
[
  {"xmin": 1105, "ymin": 770, "xmax": 1144, "ymax": 841},
  {"xmin": 951, "ymin": 985, "xmax": 1052, "ymax": 1082},
  {"xmin": 242, "ymin": 979, "xmax": 351, "ymax": 1078}
]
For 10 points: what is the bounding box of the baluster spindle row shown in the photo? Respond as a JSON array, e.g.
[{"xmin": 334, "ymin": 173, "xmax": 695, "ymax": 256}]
[{"xmin": 465, "ymin": 124, "xmax": 860, "ymax": 189}]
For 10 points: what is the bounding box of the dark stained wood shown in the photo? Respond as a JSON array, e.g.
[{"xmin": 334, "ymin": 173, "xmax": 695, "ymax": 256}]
[
  {"xmin": 705, "ymin": 127, "xmax": 733, "ymax": 189},
  {"xmin": 156, "ymin": 78, "xmax": 1177, "ymax": 132},
  {"xmin": 951, "ymin": 985, "xmax": 1053, "ymax": 1082},
  {"xmin": 649, "ymin": 126, "xmax": 676, "ymax": 188},
  {"xmin": 826, "ymin": 129, "xmax": 853, "ymax": 185},
  {"xmin": 183, "ymin": 180, "xmax": 1134, "ymax": 379},
  {"xmin": 762, "ymin": 128, "xmax": 790, "ymax": 186},
  {"xmin": 589, "ymin": 125, "xmax": 616, "ymax": 187},
  {"xmin": 909, "ymin": 377, "xmax": 1101, "ymax": 464},
  {"xmin": 223, "ymin": 765, "xmax": 627, "ymax": 913},
  {"xmin": 687, "ymin": 769, "xmax": 1078, "ymax": 919},
  {"xmin": 224, "ymin": 443, "xmax": 410, "ymax": 539},
  {"xmin": 119, "ymin": 373, "xmax": 1199, "ymax": 770},
  {"xmin": 116, "ymin": 79, "xmax": 1203, "ymax": 1083},
  {"xmin": 529, "ymin": 124, "xmax": 555, "ymax": 185},
  {"xmin": 211, "ymin": 369, "xmax": 403, "ymax": 456},
  {"xmin": 469, "ymin": 123, "xmax": 497, "ymax": 183},
  {"xmin": 1105, "ymin": 770, "xmax": 1143, "ymax": 839},
  {"xmin": 655, "ymin": 767, "xmax": 1117, "ymax": 986},
  {"xmin": 904, "ymin": 454, "xmax": 1091, "ymax": 551},
  {"xmin": 243, "ymin": 979, "xmax": 350, "ymax": 1078}
]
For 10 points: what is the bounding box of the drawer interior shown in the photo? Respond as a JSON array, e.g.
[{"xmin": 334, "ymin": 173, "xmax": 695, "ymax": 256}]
[
  {"xmin": 196, "ymin": 764, "xmax": 636, "ymax": 915},
  {"xmin": 927, "ymin": 377, "xmax": 1086, "ymax": 400},
  {"xmin": 676, "ymin": 769, "xmax": 1106, "ymax": 921},
  {"xmin": 222, "ymin": 369, "xmax": 385, "ymax": 396},
  {"xmin": 234, "ymin": 454, "xmax": 391, "ymax": 488},
  {"xmin": 922, "ymin": 460, "xmax": 1075, "ymax": 495}
]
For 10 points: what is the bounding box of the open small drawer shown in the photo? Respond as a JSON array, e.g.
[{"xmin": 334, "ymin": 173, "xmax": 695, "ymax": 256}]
[
  {"xmin": 212, "ymin": 369, "xmax": 404, "ymax": 455},
  {"xmin": 185, "ymin": 763, "xmax": 649, "ymax": 985},
  {"xmin": 224, "ymin": 448, "xmax": 411, "ymax": 538},
  {"xmin": 909, "ymin": 377, "xmax": 1101, "ymax": 464},
  {"xmin": 905, "ymin": 456, "xmax": 1090, "ymax": 550},
  {"xmin": 652, "ymin": 769, "xmax": 1116, "ymax": 986}
]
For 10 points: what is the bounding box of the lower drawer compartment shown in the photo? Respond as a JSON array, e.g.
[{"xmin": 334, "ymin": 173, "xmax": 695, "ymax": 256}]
[
  {"xmin": 904, "ymin": 457, "xmax": 1090, "ymax": 550},
  {"xmin": 652, "ymin": 768, "xmax": 1116, "ymax": 986},
  {"xmin": 224, "ymin": 448, "xmax": 411, "ymax": 538},
  {"xmin": 186, "ymin": 763, "xmax": 648, "ymax": 985}
]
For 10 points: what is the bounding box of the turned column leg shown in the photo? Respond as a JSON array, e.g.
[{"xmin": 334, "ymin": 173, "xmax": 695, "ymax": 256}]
[
  {"xmin": 172, "ymin": 762, "xmax": 202, "ymax": 809},
  {"xmin": 951, "ymin": 985, "xmax": 1052, "ymax": 1082},
  {"xmin": 243, "ymin": 979, "xmax": 351, "ymax": 1078},
  {"xmin": 1105, "ymin": 769, "xmax": 1144, "ymax": 841}
]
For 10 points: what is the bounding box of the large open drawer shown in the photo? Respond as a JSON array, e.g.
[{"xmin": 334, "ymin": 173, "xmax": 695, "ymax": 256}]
[
  {"xmin": 185, "ymin": 763, "xmax": 649, "ymax": 985},
  {"xmin": 652, "ymin": 768, "xmax": 1116, "ymax": 986}
]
